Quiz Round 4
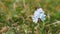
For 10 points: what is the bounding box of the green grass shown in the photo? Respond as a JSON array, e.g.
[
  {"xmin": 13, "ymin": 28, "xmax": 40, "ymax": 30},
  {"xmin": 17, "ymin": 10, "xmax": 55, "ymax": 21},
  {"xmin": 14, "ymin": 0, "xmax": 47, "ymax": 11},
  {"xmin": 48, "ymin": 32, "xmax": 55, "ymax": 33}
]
[{"xmin": 0, "ymin": 0, "xmax": 60, "ymax": 34}]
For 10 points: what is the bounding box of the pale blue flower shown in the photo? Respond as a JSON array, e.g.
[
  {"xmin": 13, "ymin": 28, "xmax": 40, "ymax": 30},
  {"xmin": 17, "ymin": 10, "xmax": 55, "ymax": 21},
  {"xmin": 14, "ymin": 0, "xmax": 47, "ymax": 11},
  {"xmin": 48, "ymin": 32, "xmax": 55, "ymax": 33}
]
[{"xmin": 32, "ymin": 8, "xmax": 46, "ymax": 23}]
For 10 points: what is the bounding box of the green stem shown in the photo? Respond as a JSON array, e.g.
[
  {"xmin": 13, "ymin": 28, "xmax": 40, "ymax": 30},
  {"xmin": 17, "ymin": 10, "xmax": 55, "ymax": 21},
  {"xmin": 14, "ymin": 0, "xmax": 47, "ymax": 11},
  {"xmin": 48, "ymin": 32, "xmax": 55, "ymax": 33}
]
[
  {"xmin": 41, "ymin": 21, "xmax": 45, "ymax": 34},
  {"xmin": 32, "ymin": 24, "xmax": 34, "ymax": 34}
]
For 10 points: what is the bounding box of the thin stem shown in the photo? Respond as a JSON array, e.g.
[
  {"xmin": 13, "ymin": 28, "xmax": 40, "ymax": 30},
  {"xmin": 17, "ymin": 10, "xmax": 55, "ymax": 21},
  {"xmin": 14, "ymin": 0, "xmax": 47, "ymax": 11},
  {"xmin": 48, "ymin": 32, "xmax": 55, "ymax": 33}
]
[
  {"xmin": 32, "ymin": 24, "xmax": 34, "ymax": 34},
  {"xmin": 41, "ymin": 21, "xmax": 45, "ymax": 34}
]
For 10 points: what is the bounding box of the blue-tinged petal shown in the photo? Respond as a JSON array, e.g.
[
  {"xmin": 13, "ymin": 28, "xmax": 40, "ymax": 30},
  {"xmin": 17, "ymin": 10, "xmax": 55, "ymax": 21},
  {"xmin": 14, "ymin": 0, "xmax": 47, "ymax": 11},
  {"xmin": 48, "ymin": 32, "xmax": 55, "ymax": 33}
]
[{"xmin": 32, "ymin": 8, "xmax": 46, "ymax": 23}]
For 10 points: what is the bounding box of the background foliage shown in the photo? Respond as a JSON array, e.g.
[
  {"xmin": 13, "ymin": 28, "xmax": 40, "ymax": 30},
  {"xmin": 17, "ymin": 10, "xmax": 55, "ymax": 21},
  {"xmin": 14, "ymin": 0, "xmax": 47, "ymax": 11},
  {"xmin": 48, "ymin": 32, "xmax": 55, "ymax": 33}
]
[{"xmin": 0, "ymin": 0, "xmax": 60, "ymax": 34}]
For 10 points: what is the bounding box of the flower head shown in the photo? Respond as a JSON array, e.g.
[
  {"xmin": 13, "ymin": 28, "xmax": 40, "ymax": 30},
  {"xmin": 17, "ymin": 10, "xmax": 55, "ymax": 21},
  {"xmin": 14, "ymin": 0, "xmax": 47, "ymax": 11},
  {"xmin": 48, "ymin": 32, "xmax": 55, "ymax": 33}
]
[{"xmin": 32, "ymin": 8, "xmax": 46, "ymax": 23}]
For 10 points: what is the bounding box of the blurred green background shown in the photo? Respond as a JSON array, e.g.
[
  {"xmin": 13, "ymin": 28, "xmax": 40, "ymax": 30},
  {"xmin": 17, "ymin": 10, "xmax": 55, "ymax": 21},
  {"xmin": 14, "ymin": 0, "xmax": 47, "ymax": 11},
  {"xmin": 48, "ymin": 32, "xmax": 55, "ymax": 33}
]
[{"xmin": 0, "ymin": 0, "xmax": 60, "ymax": 34}]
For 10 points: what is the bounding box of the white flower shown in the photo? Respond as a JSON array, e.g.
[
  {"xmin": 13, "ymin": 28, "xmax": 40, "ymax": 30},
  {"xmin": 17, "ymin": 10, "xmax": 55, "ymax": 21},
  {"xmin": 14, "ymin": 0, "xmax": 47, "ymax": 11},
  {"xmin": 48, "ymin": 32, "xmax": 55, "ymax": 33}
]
[{"xmin": 32, "ymin": 8, "xmax": 46, "ymax": 23}]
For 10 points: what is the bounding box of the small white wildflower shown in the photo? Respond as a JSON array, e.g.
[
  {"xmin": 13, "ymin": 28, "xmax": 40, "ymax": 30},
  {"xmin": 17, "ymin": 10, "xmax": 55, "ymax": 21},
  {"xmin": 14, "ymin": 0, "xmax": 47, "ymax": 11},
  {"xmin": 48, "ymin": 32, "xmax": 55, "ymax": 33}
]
[{"xmin": 32, "ymin": 8, "xmax": 46, "ymax": 23}]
